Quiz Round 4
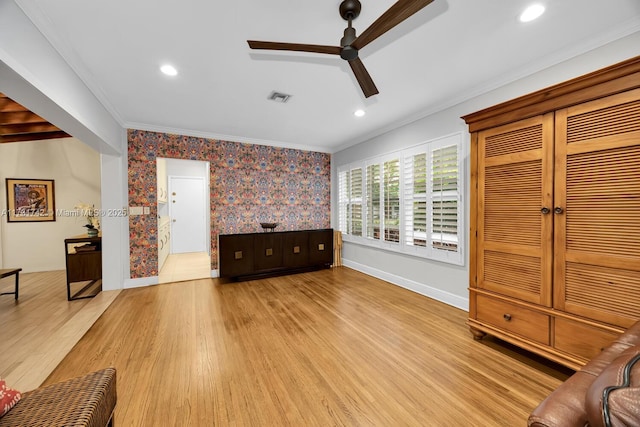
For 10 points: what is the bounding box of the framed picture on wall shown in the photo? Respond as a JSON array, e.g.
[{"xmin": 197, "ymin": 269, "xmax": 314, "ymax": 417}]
[{"xmin": 5, "ymin": 178, "xmax": 56, "ymax": 222}]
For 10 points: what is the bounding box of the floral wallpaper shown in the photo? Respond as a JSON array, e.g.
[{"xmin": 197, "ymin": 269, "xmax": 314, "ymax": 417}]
[{"xmin": 127, "ymin": 130, "xmax": 331, "ymax": 278}]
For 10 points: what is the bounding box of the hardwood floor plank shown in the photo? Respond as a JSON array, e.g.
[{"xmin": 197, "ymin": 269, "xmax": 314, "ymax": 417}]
[
  {"xmin": 44, "ymin": 267, "xmax": 570, "ymax": 426},
  {"xmin": 0, "ymin": 270, "xmax": 119, "ymax": 390}
]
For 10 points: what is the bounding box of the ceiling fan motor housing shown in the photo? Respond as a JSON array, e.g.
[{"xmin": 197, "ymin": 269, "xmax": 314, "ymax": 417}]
[
  {"xmin": 339, "ymin": 0, "xmax": 360, "ymax": 60},
  {"xmin": 339, "ymin": 0, "xmax": 362, "ymax": 21},
  {"xmin": 340, "ymin": 26, "xmax": 358, "ymax": 60}
]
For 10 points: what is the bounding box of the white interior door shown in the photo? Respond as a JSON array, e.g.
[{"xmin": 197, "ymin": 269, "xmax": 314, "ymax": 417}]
[{"xmin": 169, "ymin": 176, "xmax": 207, "ymax": 253}]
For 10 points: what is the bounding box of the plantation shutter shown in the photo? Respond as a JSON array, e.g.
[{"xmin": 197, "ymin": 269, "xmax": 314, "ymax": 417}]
[
  {"xmin": 350, "ymin": 167, "xmax": 363, "ymax": 236},
  {"xmin": 431, "ymin": 144, "xmax": 459, "ymax": 251},
  {"xmin": 366, "ymin": 163, "xmax": 381, "ymax": 240},
  {"xmin": 383, "ymin": 159, "xmax": 400, "ymax": 243},
  {"xmin": 404, "ymin": 152, "xmax": 428, "ymax": 247},
  {"xmin": 338, "ymin": 169, "xmax": 349, "ymax": 234}
]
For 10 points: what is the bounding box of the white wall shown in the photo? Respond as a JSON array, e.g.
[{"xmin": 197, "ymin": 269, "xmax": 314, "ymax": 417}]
[
  {"xmin": 332, "ymin": 32, "xmax": 640, "ymax": 312},
  {"xmin": 0, "ymin": 138, "xmax": 101, "ymax": 272},
  {"xmin": 165, "ymin": 158, "xmax": 208, "ymax": 177},
  {"xmin": 0, "ymin": 1, "xmax": 128, "ymax": 287},
  {"xmin": 0, "ymin": 1, "xmax": 122, "ymax": 155},
  {"xmin": 100, "ymin": 153, "xmax": 128, "ymax": 290}
]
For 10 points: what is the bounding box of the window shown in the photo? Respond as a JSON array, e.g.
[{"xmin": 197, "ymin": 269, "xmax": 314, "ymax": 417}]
[{"xmin": 337, "ymin": 133, "xmax": 463, "ymax": 265}]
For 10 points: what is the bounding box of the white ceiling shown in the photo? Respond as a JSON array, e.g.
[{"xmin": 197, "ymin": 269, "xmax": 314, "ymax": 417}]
[{"xmin": 15, "ymin": 0, "xmax": 640, "ymax": 153}]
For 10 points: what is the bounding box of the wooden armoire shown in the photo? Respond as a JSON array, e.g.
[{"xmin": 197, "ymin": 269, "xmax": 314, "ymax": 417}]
[{"xmin": 463, "ymin": 56, "xmax": 640, "ymax": 370}]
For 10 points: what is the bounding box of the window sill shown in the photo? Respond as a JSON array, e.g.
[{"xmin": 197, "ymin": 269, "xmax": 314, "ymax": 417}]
[{"xmin": 342, "ymin": 235, "xmax": 464, "ymax": 266}]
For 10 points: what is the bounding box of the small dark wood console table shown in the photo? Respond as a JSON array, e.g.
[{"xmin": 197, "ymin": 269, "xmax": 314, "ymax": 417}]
[
  {"xmin": 0, "ymin": 268, "xmax": 22, "ymax": 300},
  {"xmin": 219, "ymin": 229, "xmax": 333, "ymax": 280},
  {"xmin": 64, "ymin": 234, "xmax": 102, "ymax": 301}
]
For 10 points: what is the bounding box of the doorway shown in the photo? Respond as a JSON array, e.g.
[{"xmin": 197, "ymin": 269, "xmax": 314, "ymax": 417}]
[{"xmin": 157, "ymin": 158, "xmax": 211, "ymax": 284}]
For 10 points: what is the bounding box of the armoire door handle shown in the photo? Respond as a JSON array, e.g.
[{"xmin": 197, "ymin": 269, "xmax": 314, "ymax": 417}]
[
  {"xmin": 554, "ymin": 207, "xmax": 564, "ymax": 214},
  {"xmin": 541, "ymin": 207, "xmax": 550, "ymax": 214}
]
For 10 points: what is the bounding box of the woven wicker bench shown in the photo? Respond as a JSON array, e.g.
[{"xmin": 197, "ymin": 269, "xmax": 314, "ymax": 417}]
[{"xmin": 0, "ymin": 368, "xmax": 117, "ymax": 427}]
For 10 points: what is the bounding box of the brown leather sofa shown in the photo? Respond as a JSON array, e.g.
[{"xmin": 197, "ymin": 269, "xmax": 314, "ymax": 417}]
[{"xmin": 528, "ymin": 321, "xmax": 640, "ymax": 427}]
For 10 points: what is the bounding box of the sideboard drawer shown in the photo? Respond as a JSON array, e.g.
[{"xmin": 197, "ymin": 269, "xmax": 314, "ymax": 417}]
[
  {"xmin": 476, "ymin": 294, "xmax": 550, "ymax": 345},
  {"xmin": 219, "ymin": 234, "xmax": 254, "ymax": 277}
]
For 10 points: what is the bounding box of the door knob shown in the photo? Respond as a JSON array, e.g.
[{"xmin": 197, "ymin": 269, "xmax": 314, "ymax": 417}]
[
  {"xmin": 172, "ymin": 219, "xmax": 176, "ymax": 223},
  {"xmin": 554, "ymin": 207, "xmax": 564, "ymax": 214},
  {"xmin": 540, "ymin": 207, "xmax": 550, "ymax": 214}
]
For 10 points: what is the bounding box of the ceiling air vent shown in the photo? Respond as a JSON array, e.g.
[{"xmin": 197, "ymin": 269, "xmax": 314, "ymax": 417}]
[{"xmin": 268, "ymin": 91, "xmax": 292, "ymax": 103}]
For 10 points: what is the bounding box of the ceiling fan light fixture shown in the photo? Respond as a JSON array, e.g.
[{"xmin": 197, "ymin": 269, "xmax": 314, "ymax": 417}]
[
  {"xmin": 160, "ymin": 64, "xmax": 178, "ymax": 76},
  {"xmin": 519, "ymin": 4, "xmax": 545, "ymax": 22}
]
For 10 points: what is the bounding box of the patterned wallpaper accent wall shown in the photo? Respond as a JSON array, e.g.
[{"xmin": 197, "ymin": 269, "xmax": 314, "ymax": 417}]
[{"xmin": 127, "ymin": 130, "xmax": 331, "ymax": 278}]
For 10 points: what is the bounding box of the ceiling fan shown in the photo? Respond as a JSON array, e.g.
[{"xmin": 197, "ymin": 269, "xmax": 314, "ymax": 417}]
[{"xmin": 247, "ymin": 0, "xmax": 435, "ymax": 98}]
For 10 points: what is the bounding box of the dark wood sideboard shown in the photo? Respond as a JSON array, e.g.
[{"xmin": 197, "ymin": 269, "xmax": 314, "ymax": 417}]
[{"xmin": 219, "ymin": 229, "xmax": 333, "ymax": 280}]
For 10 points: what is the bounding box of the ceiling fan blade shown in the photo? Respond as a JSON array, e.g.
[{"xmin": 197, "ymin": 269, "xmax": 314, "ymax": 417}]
[
  {"xmin": 247, "ymin": 40, "xmax": 341, "ymax": 56},
  {"xmin": 351, "ymin": 0, "xmax": 434, "ymax": 50},
  {"xmin": 348, "ymin": 57, "xmax": 379, "ymax": 98}
]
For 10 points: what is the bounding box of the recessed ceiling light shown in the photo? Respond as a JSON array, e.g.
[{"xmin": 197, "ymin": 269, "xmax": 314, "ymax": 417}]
[
  {"xmin": 354, "ymin": 109, "xmax": 365, "ymax": 117},
  {"xmin": 519, "ymin": 4, "xmax": 545, "ymax": 22},
  {"xmin": 160, "ymin": 64, "xmax": 178, "ymax": 76}
]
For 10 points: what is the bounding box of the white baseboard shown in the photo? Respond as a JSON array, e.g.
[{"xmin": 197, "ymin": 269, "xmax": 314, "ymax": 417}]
[
  {"xmin": 124, "ymin": 276, "xmax": 159, "ymax": 289},
  {"xmin": 342, "ymin": 259, "xmax": 469, "ymax": 312}
]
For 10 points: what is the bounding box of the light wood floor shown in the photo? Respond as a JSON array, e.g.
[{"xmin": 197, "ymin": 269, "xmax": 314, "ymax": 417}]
[
  {"xmin": 44, "ymin": 267, "xmax": 571, "ymax": 426},
  {"xmin": 0, "ymin": 270, "xmax": 120, "ymax": 391},
  {"xmin": 158, "ymin": 252, "xmax": 211, "ymax": 283}
]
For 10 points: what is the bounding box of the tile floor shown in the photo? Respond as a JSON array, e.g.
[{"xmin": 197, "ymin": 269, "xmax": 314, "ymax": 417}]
[{"xmin": 158, "ymin": 252, "xmax": 211, "ymax": 283}]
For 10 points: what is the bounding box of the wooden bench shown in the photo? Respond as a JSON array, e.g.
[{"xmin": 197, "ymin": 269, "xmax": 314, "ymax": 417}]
[{"xmin": 0, "ymin": 268, "xmax": 22, "ymax": 300}]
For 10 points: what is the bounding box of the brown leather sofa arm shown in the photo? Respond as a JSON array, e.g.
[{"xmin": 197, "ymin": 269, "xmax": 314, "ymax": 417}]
[
  {"xmin": 585, "ymin": 346, "xmax": 640, "ymax": 427},
  {"xmin": 529, "ymin": 321, "xmax": 640, "ymax": 427},
  {"xmin": 528, "ymin": 371, "xmax": 592, "ymax": 427}
]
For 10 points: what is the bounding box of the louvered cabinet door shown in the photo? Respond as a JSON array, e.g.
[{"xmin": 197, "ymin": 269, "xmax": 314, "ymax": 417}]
[
  {"xmin": 477, "ymin": 114, "xmax": 554, "ymax": 305},
  {"xmin": 554, "ymin": 89, "xmax": 640, "ymax": 328}
]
